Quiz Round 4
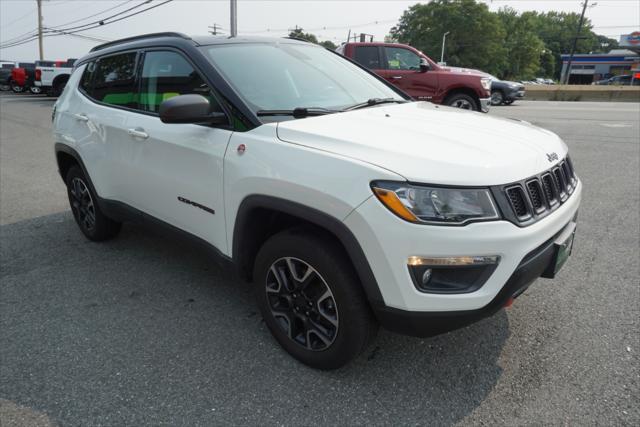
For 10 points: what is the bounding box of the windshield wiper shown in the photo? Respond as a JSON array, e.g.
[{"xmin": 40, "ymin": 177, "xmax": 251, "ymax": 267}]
[
  {"xmin": 256, "ymin": 107, "xmax": 339, "ymax": 118},
  {"xmin": 343, "ymin": 97, "xmax": 407, "ymax": 111}
]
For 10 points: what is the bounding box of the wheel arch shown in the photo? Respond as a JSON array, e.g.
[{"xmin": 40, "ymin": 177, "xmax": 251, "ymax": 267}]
[
  {"xmin": 232, "ymin": 195, "xmax": 385, "ymax": 307},
  {"xmin": 443, "ymin": 86, "xmax": 481, "ymax": 108},
  {"xmin": 52, "ymin": 73, "xmax": 70, "ymax": 88}
]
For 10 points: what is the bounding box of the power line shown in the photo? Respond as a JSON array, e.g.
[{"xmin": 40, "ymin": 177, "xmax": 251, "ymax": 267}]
[
  {"xmin": 1, "ymin": 0, "xmax": 174, "ymax": 50},
  {"xmin": 47, "ymin": 0, "xmax": 135, "ymax": 29}
]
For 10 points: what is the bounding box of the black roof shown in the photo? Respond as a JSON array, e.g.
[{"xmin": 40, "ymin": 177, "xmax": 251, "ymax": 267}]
[{"xmin": 79, "ymin": 32, "xmax": 311, "ymax": 64}]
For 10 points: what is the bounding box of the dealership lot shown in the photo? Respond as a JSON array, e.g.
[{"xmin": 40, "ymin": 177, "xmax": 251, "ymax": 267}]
[{"xmin": 1, "ymin": 93, "xmax": 638, "ymax": 425}]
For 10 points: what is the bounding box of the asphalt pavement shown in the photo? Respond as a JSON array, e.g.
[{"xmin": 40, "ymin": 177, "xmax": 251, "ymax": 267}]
[{"xmin": 1, "ymin": 93, "xmax": 638, "ymax": 426}]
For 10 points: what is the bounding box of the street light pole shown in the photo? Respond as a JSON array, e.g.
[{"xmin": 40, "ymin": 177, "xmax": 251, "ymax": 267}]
[
  {"xmin": 230, "ymin": 0, "xmax": 237, "ymax": 37},
  {"xmin": 440, "ymin": 31, "xmax": 450, "ymax": 64},
  {"xmin": 36, "ymin": 0, "xmax": 44, "ymax": 60}
]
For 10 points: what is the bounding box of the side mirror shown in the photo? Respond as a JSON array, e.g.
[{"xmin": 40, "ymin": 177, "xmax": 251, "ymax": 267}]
[
  {"xmin": 419, "ymin": 58, "xmax": 431, "ymax": 72},
  {"xmin": 159, "ymin": 94, "xmax": 228, "ymax": 125}
]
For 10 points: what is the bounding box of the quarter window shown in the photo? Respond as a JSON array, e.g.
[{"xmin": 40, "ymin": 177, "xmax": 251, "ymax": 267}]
[
  {"xmin": 384, "ymin": 47, "xmax": 420, "ymax": 71},
  {"xmin": 91, "ymin": 52, "xmax": 138, "ymax": 108},
  {"xmin": 80, "ymin": 61, "xmax": 95, "ymax": 93},
  {"xmin": 139, "ymin": 50, "xmax": 221, "ymax": 113}
]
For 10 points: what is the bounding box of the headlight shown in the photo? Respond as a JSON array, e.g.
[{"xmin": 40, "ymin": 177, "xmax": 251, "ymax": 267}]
[
  {"xmin": 371, "ymin": 181, "xmax": 500, "ymax": 225},
  {"xmin": 481, "ymin": 77, "xmax": 492, "ymax": 91}
]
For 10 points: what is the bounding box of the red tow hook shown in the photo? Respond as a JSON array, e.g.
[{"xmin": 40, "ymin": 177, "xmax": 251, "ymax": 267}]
[{"xmin": 504, "ymin": 297, "xmax": 514, "ymax": 308}]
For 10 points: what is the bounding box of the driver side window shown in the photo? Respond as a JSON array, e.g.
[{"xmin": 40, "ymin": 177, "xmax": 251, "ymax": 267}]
[
  {"xmin": 139, "ymin": 50, "xmax": 222, "ymax": 114},
  {"xmin": 385, "ymin": 47, "xmax": 421, "ymax": 71}
]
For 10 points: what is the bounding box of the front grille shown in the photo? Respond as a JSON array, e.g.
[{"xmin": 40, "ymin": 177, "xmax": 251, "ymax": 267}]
[
  {"xmin": 506, "ymin": 186, "xmax": 529, "ymax": 218},
  {"xmin": 496, "ymin": 156, "xmax": 578, "ymax": 226},
  {"xmin": 526, "ymin": 180, "xmax": 544, "ymax": 211}
]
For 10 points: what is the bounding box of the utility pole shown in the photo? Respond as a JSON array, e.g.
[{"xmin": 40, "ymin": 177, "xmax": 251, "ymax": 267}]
[
  {"xmin": 208, "ymin": 24, "xmax": 220, "ymax": 35},
  {"xmin": 562, "ymin": 0, "xmax": 589, "ymax": 85},
  {"xmin": 230, "ymin": 0, "xmax": 237, "ymax": 37},
  {"xmin": 36, "ymin": 0, "xmax": 44, "ymax": 60}
]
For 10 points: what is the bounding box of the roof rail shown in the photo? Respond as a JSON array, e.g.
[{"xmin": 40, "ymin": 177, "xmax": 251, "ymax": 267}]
[{"xmin": 90, "ymin": 32, "xmax": 191, "ymax": 52}]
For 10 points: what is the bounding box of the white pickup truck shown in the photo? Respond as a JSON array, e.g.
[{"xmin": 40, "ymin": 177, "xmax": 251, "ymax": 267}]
[{"xmin": 35, "ymin": 58, "xmax": 76, "ymax": 96}]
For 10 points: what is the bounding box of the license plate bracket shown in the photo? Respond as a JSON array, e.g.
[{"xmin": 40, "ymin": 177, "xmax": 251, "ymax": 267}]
[{"xmin": 542, "ymin": 222, "xmax": 576, "ymax": 279}]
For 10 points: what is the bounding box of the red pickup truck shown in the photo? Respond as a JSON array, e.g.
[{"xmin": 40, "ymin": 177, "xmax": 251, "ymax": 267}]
[{"xmin": 337, "ymin": 42, "xmax": 491, "ymax": 112}]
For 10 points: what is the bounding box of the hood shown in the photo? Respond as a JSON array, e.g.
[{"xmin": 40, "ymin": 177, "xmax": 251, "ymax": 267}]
[
  {"xmin": 276, "ymin": 102, "xmax": 567, "ymax": 186},
  {"xmin": 440, "ymin": 66, "xmax": 487, "ymax": 77}
]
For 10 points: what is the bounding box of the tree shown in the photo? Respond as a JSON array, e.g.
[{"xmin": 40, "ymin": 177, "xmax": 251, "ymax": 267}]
[
  {"xmin": 288, "ymin": 27, "xmax": 318, "ymax": 44},
  {"xmin": 389, "ymin": 0, "xmax": 507, "ymax": 75},
  {"xmin": 288, "ymin": 27, "xmax": 336, "ymax": 50},
  {"xmin": 523, "ymin": 11, "xmax": 618, "ymax": 79},
  {"xmin": 319, "ymin": 40, "xmax": 337, "ymax": 50},
  {"xmin": 497, "ymin": 7, "xmax": 545, "ymax": 80}
]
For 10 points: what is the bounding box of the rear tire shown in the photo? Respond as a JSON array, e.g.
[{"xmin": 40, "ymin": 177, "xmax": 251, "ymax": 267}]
[
  {"xmin": 504, "ymin": 99, "xmax": 514, "ymax": 105},
  {"xmin": 444, "ymin": 93, "xmax": 478, "ymax": 111},
  {"xmin": 11, "ymin": 83, "xmax": 23, "ymax": 93},
  {"xmin": 29, "ymin": 86, "xmax": 41, "ymax": 94},
  {"xmin": 0, "ymin": 83, "xmax": 10, "ymax": 91},
  {"xmin": 254, "ymin": 228, "xmax": 378, "ymax": 370},
  {"xmin": 65, "ymin": 166, "xmax": 121, "ymax": 241},
  {"xmin": 51, "ymin": 79, "xmax": 67, "ymax": 97}
]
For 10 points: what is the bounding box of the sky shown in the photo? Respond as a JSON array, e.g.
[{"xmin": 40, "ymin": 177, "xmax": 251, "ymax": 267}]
[{"xmin": 1, "ymin": 0, "xmax": 639, "ymax": 62}]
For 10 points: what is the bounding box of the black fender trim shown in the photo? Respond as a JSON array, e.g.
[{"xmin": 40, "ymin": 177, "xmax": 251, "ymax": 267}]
[{"xmin": 233, "ymin": 195, "xmax": 385, "ymax": 306}]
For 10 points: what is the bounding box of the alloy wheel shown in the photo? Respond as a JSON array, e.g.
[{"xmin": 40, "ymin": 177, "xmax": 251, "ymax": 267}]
[
  {"xmin": 265, "ymin": 257, "xmax": 339, "ymax": 351},
  {"xmin": 451, "ymin": 98, "xmax": 473, "ymax": 109},
  {"xmin": 69, "ymin": 177, "xmax": 96, "ymax": 231}
]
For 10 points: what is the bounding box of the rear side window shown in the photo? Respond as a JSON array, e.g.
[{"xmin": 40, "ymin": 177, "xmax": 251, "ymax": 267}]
[
  {"xmin": 139, "ymin": 50, "xmax": 221, "ymax": 113},
  {"xmin": 91, "ymin": 52, "xmax": 138, "ymax": 108},
  {"xmin": 353, "ymin": 46, "xmax": 381, "ymax": 69}
]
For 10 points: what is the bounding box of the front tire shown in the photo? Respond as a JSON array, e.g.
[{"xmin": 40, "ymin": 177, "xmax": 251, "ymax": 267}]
[
  {"xmin": 254, "ymin": 228, "xmax": 378, "ymax": 370},
  {"xmin": 490, "ymin": 90, "xmax": 504, "ymax": 105},
  {"xmin": 11, "ymin": 83, "xmax": 23, "ymax": 93},
  {"xmin": 29, "ymin": 86, "xmax": 42, "ymax": 94},
  {"xmin": 444, "ymin": 93, "xmax": 478, "ymax": 111},
  {"xmin": 65, "ymin": 166, "xmax": 121, "ymax": 241}
]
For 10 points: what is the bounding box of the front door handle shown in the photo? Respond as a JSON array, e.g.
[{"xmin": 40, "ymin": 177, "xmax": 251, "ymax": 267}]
[
  {"xmin": 74, "ymin": 113, "xmax": 89, "ymax": 122},
  {"xmin": 390, "ymin": 76, "xmax": 403, "ymax": 80},
  {"xmin": 127, "ymin": 128, "xmax": 149, "ymax": 139}
]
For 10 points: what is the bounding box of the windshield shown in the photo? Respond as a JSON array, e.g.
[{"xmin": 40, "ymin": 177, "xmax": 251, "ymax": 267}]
[{"xmin": 201, "ymin": 42, "xmax": 406, "ymax": 118}]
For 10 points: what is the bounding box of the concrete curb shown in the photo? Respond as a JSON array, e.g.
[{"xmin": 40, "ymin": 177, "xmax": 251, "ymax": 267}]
[{"xmin": 523, "ymin": 85, "xmax": 640, "ymax": 102}]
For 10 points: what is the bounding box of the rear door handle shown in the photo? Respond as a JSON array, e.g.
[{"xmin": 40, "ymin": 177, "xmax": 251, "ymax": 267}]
[
  {"xmin": 390, "ymin": 76, "xmax": 403, "ymax": 80},
  {"xmin": 127, "ymin": 128, "xmax": 149, "ymax": 139},
  {"xmin": 74, "ymin": 113, "xmax": 89, "ymax": 122}
]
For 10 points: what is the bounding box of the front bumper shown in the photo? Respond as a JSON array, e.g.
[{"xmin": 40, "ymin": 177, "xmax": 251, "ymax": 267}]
[
  {"xmin": 344, "ymin": 179, "xmax": 582, "ymax": 318},
  {"xmin": 479, "ymin": 97, "xmax": 491, "ymax": 112},
  {"xmin": 506, "ymin": 87, "xmax": 525, "ymax": 101},
  {"xmin": 373, "ymin": 217, "xmax": 574, "ymax": 337}
]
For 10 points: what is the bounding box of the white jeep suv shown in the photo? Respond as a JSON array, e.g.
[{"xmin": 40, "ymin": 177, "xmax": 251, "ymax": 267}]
[{"xmin": 53, "ymin": 33, "xmax": 581, "ymax": 369}]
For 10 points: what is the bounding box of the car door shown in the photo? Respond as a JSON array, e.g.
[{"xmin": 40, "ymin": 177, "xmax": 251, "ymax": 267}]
[
  {"xmin": 382, "ymin": 46, "xmax": 437, "ymax": 101},
  {"xmin": 121, "ymin": 49, "xmax": 232, "ymax": 252},
  {"xmin": 68, "ymin": 52, "xmax": 141, "ymax": 202}
]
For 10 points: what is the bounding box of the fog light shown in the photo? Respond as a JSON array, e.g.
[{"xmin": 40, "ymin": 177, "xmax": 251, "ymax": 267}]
[
  {"xmin": 408, "ymin": 256, "xmax": 500, "ymax": 294},
  {"xmin": 421, "ymin": 268, "xmax": 433, "ymax": 286}
]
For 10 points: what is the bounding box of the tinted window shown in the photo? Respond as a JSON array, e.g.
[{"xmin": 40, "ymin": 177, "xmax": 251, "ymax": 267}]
[
  {"xmin": 140, "ymin": 50, "xmax": 220, "ymax": 113},
  {"xmin": 91, "ymin": 52, "xmax": 138, "ymax": 108},
  {"xmin": 80, "ymin": 62, "xmax": 95, "ymax": 93},
  {"xmin": 385, "ymin": 47, "xmax": 420, "ymax": 71},
  {"xmin": 353, "ymin": 46, "xmax": 381, "ymax": 69}
]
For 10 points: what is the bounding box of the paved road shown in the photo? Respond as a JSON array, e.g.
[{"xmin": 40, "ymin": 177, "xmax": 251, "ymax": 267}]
[{"xmin": 1, "ymin": 94, "xmax": 638, "ymax": 426}]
